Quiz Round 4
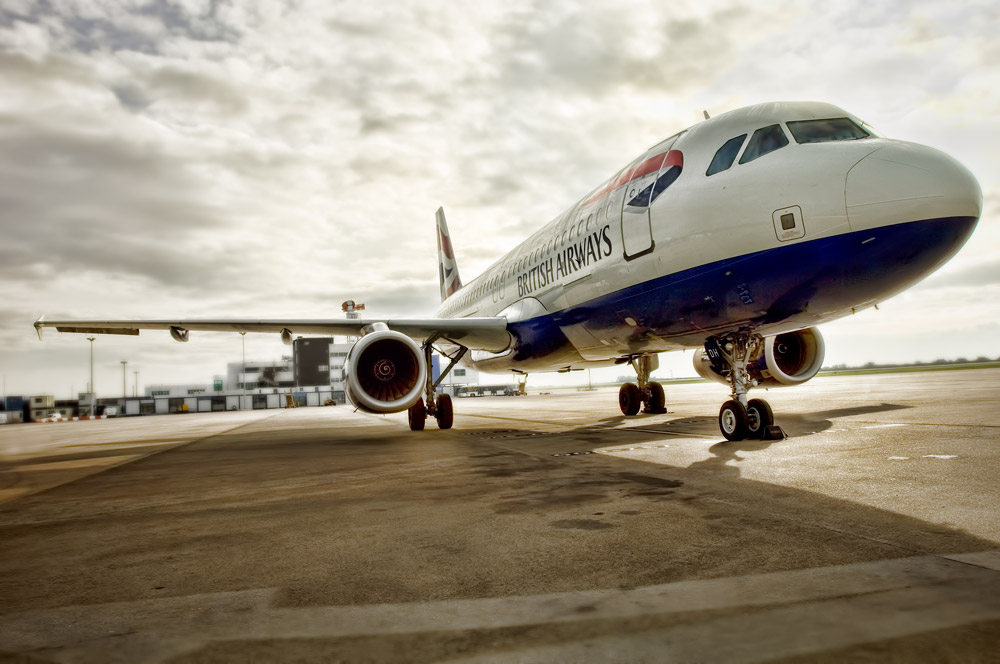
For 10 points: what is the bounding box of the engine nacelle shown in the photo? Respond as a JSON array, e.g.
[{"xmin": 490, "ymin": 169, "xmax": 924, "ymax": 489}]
[
  {"xmin": 693, "ymin": 327, "xmax": 826, "ymax": 388},
  {"xmin": 345, "ymin": 329, "xmax": 426, "ymax": 414}
]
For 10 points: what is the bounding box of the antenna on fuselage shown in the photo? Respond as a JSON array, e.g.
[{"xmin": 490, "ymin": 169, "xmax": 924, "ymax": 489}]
[{"xmin": 703, "ymin": 110, "xmax": 710, "ymax": 120}]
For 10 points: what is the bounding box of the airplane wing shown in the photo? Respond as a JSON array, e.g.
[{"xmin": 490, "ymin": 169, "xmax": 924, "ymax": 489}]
[{"xmin": 33, "ymin": 316, "xmax": 512, "ymax": 353}]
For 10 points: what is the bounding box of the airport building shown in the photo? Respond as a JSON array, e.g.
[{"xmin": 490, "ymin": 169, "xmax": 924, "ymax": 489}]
[
  {"xmin": 139, "ymin": 339, "xmax": 355, "ymax": 414},
  {"xmin": 0, "ymin": 337, "xmax": 513, "ymax": 424}
]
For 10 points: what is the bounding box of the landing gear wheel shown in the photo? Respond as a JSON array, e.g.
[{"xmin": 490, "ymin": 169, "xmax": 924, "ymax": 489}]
[
  {"xmin": 408, "ymin": 398, "xmax": 426, "ymax": 431},
  {"xmin": 435, "ymin": 393, "xmax": 453, "ymax": 430},
  {"xmin": 619, "ymin": 383, "xmax": 641, "ymax": 416},
  {"xmin": 645, "ymin": 382, "xmax": 666, "ymax": 414},
  {"xmin": 719, "ymin": 400, "xmax": 748, "ymax": 441},
  {"xmin": 746, "ymin": 398, "xmax": 773, "ymax": 439}
]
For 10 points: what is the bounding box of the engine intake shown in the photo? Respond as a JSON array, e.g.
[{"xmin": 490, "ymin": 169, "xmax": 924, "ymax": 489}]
[
  {"xmin": 693, "ymin": 327, "xmax": 825, "ymax": 388},
  {"xmin": 345, "ymin": 329, "xmax": 426, "ymax": 413}
]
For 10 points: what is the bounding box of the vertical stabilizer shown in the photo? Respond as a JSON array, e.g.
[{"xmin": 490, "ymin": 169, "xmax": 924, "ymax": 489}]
[{"xmin": 436, "ymin": 207, "xmax": 463, "ymax": 302}]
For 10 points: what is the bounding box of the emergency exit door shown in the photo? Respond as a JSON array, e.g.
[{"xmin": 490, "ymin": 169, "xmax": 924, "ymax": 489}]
[{"xmin": 621, "ymin": 175, "xmax": 655, "ymax": 260}]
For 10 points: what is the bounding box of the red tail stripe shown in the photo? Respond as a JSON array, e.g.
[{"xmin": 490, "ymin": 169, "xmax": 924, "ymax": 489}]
[{"xmin": 438, "ymin": 228, "xmax": 456, "ymax": 260}]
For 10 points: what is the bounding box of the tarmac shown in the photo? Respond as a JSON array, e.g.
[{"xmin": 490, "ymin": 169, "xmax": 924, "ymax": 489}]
[{"xmin": 1, "ymin": 368, "xmax": 999, "ymax": 663}]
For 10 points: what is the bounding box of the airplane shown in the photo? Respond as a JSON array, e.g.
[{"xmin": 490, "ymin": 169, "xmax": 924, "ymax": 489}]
[{"xmin": 34, "ymin": 101, "xmax": 982, "ymax": 440}]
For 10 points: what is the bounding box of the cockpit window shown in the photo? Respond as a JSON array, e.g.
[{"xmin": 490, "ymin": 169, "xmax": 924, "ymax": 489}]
[
  {"xmin": 739, "ymin": 124, "xmax": 789, "ymax": 164},
  {"xmin": 786, "ymin": 117, "xmax": 870, "ymax": 143},
  {"xmin": 706, "ymin": 134, "xmax": 746, "ymax": 176}
]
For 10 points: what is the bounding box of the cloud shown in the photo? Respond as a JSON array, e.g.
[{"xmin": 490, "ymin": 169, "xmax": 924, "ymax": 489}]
[
  {"xmin": 1, "ymin": 0, "xmax": 240, "ymax": 55},
  {"xmin": 918, "ymin": 258, "xmax": 1000, "ymax": 289},
  {"xmin": 1, "ymin": 0, "xmax": 999, "ymax": 396},
  {"xmin": 0, "ymin": 109, "xmax": 243, "ymax": 288}
]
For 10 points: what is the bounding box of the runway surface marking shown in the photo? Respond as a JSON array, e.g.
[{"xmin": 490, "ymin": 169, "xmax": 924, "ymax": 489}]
[
  {"xmin": 14, "ymin": 454, "xmax": 138, "ymax": 472},
  {"xmin": 0, "ymin": 454, "xmax": 476, "ymax": 526},
  {"xmin": 0, "ymin": 411, "xmax": 288, "ymax": 505},
  {"xmin": 3, "ymin": 550, "xmax": 999, "ymax": 663}
]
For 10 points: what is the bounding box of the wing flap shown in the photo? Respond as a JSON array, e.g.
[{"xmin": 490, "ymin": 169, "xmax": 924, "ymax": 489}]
[
  {"xmin": 55, "ymin": 326, "xmax": 140, "ymax": 336},
  {"xmin": 34, "ymin": 317, "xmax": 511, "ymax": 352}
]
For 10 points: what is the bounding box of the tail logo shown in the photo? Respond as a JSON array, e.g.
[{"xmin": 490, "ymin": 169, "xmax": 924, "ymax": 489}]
[{"xmin": 436, "ymin": 208, "xmax": 463, "ymax": 301}]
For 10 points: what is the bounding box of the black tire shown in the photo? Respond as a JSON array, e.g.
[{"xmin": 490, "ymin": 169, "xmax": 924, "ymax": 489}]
[
  {"xmin": 746, "ymin": 398, "xmax": 774, "ymax": 439},
  {"xmin": 645, "ymin": 382, "xmax": 666, "ymax": 414},
  {"xmin": 619, "ymin": 383, "xmax": 641, "ymax": 416},
  {"xmin": 435, "ymin": 393, "xmax": 454, "ymax": 430},
  {"xmin": 408, "ymin": 398, "xmax": 426, "ymax": 431},
  {"xmin": 719, "ymin": 400, "xmax": 748, "ymax": 441}
]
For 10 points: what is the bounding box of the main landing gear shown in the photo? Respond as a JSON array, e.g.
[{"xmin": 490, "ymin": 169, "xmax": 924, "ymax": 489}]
[
  {"xmin": 408, "ymin": 337, "xmax": 465, "ymax": 431},
  {"xmin": 705, "ymin": 331, "xmax": 783, "ymax": 441},
  {"xmin": 618, "ymin": 354, "xmax": 667, "ymax": 416}
]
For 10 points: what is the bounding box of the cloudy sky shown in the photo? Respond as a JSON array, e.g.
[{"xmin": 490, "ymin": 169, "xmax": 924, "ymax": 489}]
[{"xmin": 1, "ymin": 0, "xmax": 998, "ymax": 398}]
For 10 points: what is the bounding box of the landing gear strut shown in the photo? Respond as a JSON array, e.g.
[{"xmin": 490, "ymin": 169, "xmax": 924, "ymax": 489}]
[
  {"xmin": 618, "ymin": 354, "xmax": 667, "ymax": 416},
  {"xmin": 704, "ymin": 331, "xmax": 782, "ymax": 441},
  {"xmin": 407, "ymin": 337, "xmax": 466, "ymax": 431}
]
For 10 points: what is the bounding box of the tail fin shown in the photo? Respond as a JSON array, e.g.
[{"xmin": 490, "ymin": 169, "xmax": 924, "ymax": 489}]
[{"xmin": 436, "ymin": 207, "xmax": 463, "ymax": 302}]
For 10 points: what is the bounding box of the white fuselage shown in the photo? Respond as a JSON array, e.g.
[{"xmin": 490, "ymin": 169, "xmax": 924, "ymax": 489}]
[{"xmin": 435, "ymin": 101, "xmax": 981, "ymax": 374}]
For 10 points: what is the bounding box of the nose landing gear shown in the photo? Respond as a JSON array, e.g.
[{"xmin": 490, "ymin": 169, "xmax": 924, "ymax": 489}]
[
  {"xmin": 705, "ymin": 332, "xmax": 783, "ymax": 441},
  {"xmin": 618, "ymin": 354, "xmax": 667, "ymax": 416}
]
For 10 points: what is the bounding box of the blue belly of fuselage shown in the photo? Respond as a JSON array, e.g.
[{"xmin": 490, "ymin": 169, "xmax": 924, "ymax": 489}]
[{"xmin": 486, "ymin": 216, "xmax": 977, "ymax": 371}]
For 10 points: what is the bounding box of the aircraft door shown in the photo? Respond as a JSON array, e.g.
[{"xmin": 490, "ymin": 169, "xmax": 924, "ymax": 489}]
[{"xmin": 620, "ymin": 152, "xmax": 666, "ymax": 260}]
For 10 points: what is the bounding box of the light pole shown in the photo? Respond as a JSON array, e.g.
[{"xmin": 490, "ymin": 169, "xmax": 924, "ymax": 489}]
[
  {"xmin": 133, "ymin": 371, "xmax": 139, "ymax": 397},
  {"xmin": 241, "ymin": 331, "xmax": 247, "ymax": 410},
  {"xmin": 121, "ymin": 360, "xmax": 127, "ymax": 401},
  {"xmin": 87, "ymin": 336, "xmax": 96, "ymax": 416}
]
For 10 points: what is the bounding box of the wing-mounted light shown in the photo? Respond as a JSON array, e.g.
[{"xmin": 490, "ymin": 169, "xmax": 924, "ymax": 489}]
[
  {"xmin": 361, "ymin": 322, "xmax": 389, "ymax": 336},
  {"xmin": 170, "ymin": 326, "xmax": 190, "ymax": 343},
  {"xmin": 280, "ymin": 328, "xmax": 293, "ymax": 345}
]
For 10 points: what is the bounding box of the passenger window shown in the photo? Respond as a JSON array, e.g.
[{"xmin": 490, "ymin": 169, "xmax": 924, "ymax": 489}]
[
  {"xmin": 706, "ymin": 134, "xmax": 746, "ymax": 176},
  {"xmin": 577, "ymin": 219, "xmax": 585, "ymax": 235},
  {"xmin": 786, "ymin": 117, "xmax": 870, "ymax": 143},
  {"xmin": 739, "ymin": 124, "xmax": 789, "ymax": 164}
]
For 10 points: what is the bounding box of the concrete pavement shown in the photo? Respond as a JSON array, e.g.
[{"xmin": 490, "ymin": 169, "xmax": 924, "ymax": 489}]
[{"xmin": 1, "ymin": 369, "xmax": 999, "ymax": 662}]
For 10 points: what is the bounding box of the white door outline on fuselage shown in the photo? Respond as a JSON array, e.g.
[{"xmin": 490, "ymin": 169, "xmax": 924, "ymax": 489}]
[{"xmin": 619, "ymin": 136, "xmax": 684, "ymax": 261}]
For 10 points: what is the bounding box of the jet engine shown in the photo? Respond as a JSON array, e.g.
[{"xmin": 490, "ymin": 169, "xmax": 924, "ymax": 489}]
[
  {"xmin": 693, "ymin": 327, "xmax": 826, "ymax": 388},
  {"xmin": 345, "ymin": 327, "xmax": 427, "ymax": 414}
]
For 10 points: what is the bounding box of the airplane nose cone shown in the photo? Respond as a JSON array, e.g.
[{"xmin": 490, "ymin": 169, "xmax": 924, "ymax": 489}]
[{"xmin": 846, "ymin": 141, "xmax": 982, "ymax": 232}]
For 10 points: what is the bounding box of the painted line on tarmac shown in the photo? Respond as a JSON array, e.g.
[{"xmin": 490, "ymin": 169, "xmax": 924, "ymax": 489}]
[
  {"xmin": 2, "ymin": 551, "xmax": 999, "ymax": 663},
  {"xmin": 854, "ymin": 420, "xmax": 1000, "ymax": 429},
  {"xmin": 0, "ymin": 410, "xmax": 292, "ymax": 506}
]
